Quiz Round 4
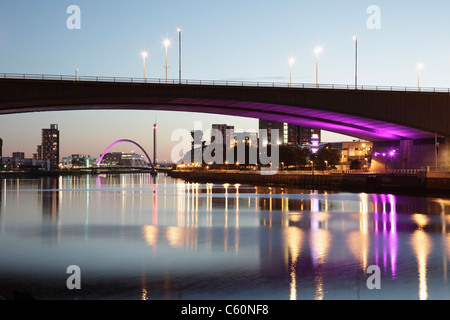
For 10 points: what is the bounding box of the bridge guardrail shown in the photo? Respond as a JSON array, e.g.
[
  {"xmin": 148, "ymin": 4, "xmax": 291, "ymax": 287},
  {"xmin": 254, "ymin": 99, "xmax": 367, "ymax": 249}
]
[{"xmin": 2, "ymin": 72, "xmax": 450, "ymax": 93}]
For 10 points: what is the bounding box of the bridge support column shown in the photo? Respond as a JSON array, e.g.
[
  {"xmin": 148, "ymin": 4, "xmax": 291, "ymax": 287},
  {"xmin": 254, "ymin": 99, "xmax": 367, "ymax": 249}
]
[{"xmin": 371, "ymin": 137, "xmax": 449, "ymax": 171}]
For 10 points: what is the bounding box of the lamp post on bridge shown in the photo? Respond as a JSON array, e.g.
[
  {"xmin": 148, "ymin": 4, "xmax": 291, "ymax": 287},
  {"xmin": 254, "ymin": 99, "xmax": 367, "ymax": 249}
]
[
  {"xmin": 288, "ymin": 57, "xmax": 295, "ymax": 87},
  {"xmin": 141, "ymin": 51, "xmax": 148, "ymax": 83},
  {"xmin": 314, "ymin": 45, "xmax": 323, "ymax": 88},
  {"xmin": 177, "ymin": 28, "xmax": 182, "ymax": 84},
  {"xmin": 417, "ymin": 63, "xmax": 424, "ymax": 91},
  {"xmin": 353, "ymin": 36, "xmax": 358, "ymax": 89},
  {"xmin": 163, "ymin": 38, "xmax": 172, "ymax": 83}
]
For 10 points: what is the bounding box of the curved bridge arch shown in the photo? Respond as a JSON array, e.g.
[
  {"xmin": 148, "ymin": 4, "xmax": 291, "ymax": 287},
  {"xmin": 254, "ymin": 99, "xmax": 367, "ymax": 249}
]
[
  {"xmin": 97, "ymin": 139, "xmax": 154, "ymax": 169},
  {"xmin": 0, "ymin": 78, "xmax": 449, "ymax": 141}
]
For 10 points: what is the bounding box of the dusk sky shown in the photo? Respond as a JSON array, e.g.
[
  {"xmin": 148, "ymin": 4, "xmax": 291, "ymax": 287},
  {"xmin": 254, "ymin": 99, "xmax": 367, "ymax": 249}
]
[{"xmin": 1, "ymin": 1, "xmax": 450, "ymax": 162}]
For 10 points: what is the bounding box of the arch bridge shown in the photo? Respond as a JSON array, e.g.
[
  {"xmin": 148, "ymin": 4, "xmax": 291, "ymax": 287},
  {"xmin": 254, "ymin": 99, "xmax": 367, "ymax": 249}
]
[{"xmin": 97, "ymin": 139, "xmax": 155, "ymax": 173}]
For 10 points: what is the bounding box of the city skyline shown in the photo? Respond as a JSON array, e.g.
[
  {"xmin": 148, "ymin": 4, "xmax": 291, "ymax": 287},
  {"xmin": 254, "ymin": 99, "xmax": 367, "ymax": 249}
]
[{"xmin": 2, "ymin": 1, "xmax": 450, "ymax": 161}]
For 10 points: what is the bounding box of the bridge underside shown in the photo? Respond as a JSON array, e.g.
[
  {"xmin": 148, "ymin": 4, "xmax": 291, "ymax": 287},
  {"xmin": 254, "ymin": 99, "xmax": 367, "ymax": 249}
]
[
  {"xmin": 0, "ymin": 97, "xmax": 438, "ymax": 142},
  {"xmin": 1, "ymin": 77, "xmax": 449, "ymax": 143},
  {"xmin": 1, "ymin": 78, "xmax": 449, "ymax": 170}
]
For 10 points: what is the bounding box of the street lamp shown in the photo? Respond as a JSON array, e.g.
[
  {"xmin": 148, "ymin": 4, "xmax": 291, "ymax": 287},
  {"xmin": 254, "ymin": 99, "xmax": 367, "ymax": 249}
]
[
  {"xmin": 177, "ymin": 28, "xmax": 182, "ymax": 84},
  {"xmin": 325, "ymin": 160, "xmax": 328, "ymax": 171},
  {"xmin": 141, "ymin": 51, "xmax": 148, "ymax": 82},
  {"xmin": 352, "ymin": 36, "xmax": 358, "ymax": 89},
  {"xmin": 417, "ymin": 63, "xmax": 424, "ymax": 90},
  {"xmin": 288, "ymin": 57, "xmax": 295, "ymax": 87},
  {"xmin": 163, "ymin": 38, "xmax": 172, "ymax": 83},
  {"xmin": 310, "ymin": 160, "xmax": 315, "ymax": 175},
  {"xmin": 314, "ymin": 45, "xmax": 323, "ymax": 88}
]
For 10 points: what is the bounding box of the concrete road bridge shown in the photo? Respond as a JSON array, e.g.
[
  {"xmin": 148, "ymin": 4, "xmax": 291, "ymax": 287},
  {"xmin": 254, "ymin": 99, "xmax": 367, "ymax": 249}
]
[{"xmin": 0, "ymin": 73, "xmax": 449, "ymax": 169}]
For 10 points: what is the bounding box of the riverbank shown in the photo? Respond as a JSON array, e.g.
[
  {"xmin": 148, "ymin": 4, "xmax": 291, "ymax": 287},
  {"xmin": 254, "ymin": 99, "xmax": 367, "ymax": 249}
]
[{"xmin": 168, "ymin": 170, "xmax": 450, "ymax": 195}]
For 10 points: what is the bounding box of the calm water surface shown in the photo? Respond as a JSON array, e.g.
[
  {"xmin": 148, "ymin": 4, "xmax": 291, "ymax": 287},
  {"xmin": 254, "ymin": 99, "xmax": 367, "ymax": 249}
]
[{"xmin": 0, "ymin": 173, "xmax": 449, "ymax": 300}]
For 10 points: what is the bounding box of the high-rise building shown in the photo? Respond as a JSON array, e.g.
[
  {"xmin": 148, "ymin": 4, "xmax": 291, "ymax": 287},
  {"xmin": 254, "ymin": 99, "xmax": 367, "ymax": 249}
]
[
  {"xmin": 310, "ymin": 131, "xmax": 321, "ymax": 154},
  {"xmin": 259, "ymin": 120, "xmax": 283, "ymax": 145},
  {"xmin": 41, "ymin": 124, "xmax": 60, "ymax": 170},
  {"xmin": 298, "ymin": 127, "xmax": 321, "ymax": 147},
  {"xmin": 259, "ymin": 120, "xmax": 321, "ymax": 150},
  {"xmin": 12, "ymin": 152, "xmax": 25, "ymax": 159},
  {"xmin": 211, "ymin": 124, "xmax": 234, "ymax": 147},
  {"xmin": 36, "ymin": 145, "xmax": 43, "ymax": 160}
]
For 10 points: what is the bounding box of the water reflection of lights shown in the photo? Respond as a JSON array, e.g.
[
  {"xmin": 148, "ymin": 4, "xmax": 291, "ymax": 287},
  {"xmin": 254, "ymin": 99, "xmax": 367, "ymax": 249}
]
[
  {"xmin": 234, "ymin": 183, "xmax": 240, "ymax": 195},
  {"xmin": 192, "ymin": 183, "xmax": 199, "ymax": 227},
  {"xmin": 152, "ymin": 183, "xmax": 158, "ymax": 226},
  {"xmin": 142, "ymin": 225, "xmax": 159, "ymax": 246},
  {"xmin": 224, "ymin": 183, "xmax": 229, "ymax": 252},
  {"xmin": 308, "ymin": 191, "xmax": 331, "ymax": 300},
  {"xmin": 141, "ymin": 287, "xmax": 148, "ymax": 301},
  {"xmin": 410, "ymin": 212, "xmax": 432, "ymax": 300},
  {"xmin": 166, "ymin": 226, "xmax": 198, "ymax": 251},
  {"xmin": 84, "ymin": 176, "xmax": 89, "ymax": 242},
  {"xmin": 411, "ymin": 229, "xmax": 432, "ymax": 300},
  {"xmin": 412, "ymin": 213, "xmax": 428, "ymax": 229},
  {"xmin": 177, "ymin": 181, "xmax": 186, "ymax": 226},
  {"xmin": 223, "ymin": 183, "xmax": 230, "ymax": 196},
  {"xmin": 180, "ymin": 182, "xmax": 200, "ymax": 227},
  {"xmin": 163, "ymin": 183, "xmax": 434, "ymax": 299},
  {"xmin": 359, "ymin": 193, "xmax": 369, "ymax": 233},
  {"xmin": 371, "ymin": 194, "xmax": 398, "ymax": 280},
  {"xmin": 310, "ymin": 190, "xmax": 319, "ymax": 213},
  {"xmin": 7, "ymin": 174, "xmax": 450, "ymax": 300},
  {"xmin": 310, "ymin": 213, "xmax": 331, "ymax": 297},
  {"xmin": 283, "ymin": 226, "xmax": 303, "ymax": 300},
  {"xmin": 282, "ymin": 194, "xmax": 289, "ymax": 212},
  {"xmin": 289, "ymin": 213, "xmax": 302, "ymax": 223},
  {"xmin": 206, "ymin": 183, "xmax": 213, "ymax": 227},
  {"xmin": 235, "ymin": 184, "xmax": 240, "ymax": 254},
  {"xmin": 310, "ymin": 227, "xmax": 330, "ymax": 300},
  {"xmin": 387, "ymin": 195, "xmax": 397, "ymax": 278},
  {"xmin": 166, "ymin": 226, "xmax": 184, "ymax": 248},
  {"xmin": 348, "ymin": 196, "xmax": 370, "ymax": 271}
]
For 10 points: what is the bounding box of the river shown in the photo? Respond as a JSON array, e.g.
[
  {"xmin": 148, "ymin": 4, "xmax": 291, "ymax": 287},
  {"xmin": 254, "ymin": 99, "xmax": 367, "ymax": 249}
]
[{"xmin": 0, "ymin": 173, "xmax": 449, "ymax": 300}]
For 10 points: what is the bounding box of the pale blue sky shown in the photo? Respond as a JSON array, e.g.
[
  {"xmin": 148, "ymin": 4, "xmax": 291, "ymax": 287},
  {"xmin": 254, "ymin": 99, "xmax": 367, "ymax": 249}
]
[{"xmin": 1, "ymin": 1, "xmax": 450, "ymax": 162}]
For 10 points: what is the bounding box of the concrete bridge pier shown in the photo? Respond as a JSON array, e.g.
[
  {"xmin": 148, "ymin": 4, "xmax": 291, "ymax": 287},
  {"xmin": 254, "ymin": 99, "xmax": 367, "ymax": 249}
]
[{"xmin": 371, "ymin": 137, "xmax": 449, "ymax": 170}]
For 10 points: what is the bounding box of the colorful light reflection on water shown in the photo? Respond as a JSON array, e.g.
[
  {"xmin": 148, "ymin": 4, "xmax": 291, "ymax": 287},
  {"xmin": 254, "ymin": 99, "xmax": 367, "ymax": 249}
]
[{"xmin": 0, "ymin": 174, "xmax": 449, "ymax": 300}]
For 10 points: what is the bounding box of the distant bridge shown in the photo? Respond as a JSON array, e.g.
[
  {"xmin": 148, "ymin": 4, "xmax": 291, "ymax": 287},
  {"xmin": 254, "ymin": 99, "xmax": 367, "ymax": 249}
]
[{"xmin": 97, "ymin": 139, "xmax": 156, "ymax": 173}]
